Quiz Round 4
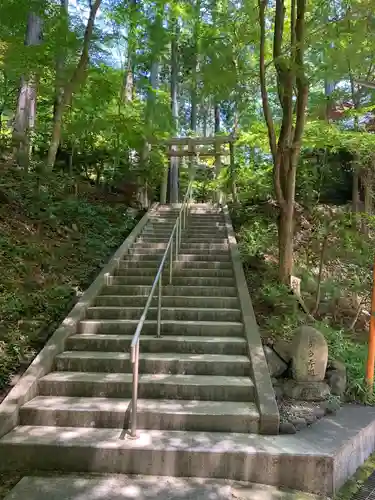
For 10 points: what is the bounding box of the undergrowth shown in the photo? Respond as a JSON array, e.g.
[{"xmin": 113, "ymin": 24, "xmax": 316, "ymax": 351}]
[
  {"xmin": 0, "ymin": 166, "xmax": 138, "ymax": 391},
  {"xmin": 230, "ymin": 201, "xmax": 374, "ymax": 403}
]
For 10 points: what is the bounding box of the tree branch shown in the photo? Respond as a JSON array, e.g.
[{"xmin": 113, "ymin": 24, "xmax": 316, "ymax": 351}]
[
  {"xmin": 291, "ymin": 0, "xmax": 308, "ymax": 158},
  {"xmin": 258, "ymin": 0, "xmax": 277, "ymax": 163},
  {"xmin": 274, "ymin": 0, "xmax": 285, "ymax": 106}
]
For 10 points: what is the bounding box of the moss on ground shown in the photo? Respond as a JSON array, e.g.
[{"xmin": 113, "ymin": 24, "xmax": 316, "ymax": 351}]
[{"xmin": 336, "ymin": 453, "xmax": 375, "ymax": 500}]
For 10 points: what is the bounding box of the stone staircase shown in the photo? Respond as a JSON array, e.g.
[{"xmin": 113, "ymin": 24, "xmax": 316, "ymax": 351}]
[{"xmin": 0, "ymin": 203, "xmax": 279, "ymax": 478}]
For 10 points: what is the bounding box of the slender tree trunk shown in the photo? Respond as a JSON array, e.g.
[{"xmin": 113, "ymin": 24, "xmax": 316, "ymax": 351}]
[
  {"xmin": 53, "ymin": 0, "xmax": 69, "ymax": 123},
  {"xmin": 47, "ymin": 0, "xmax": 102, "ymax": 168},
  {"xmin": 169, "ymin": 18, "xmax": 179, "ymax": 204},
  {"xmin": 279, "ymin": 206, "xmax": 294, "ymax": 283},
  {"xmin": 122, "ymin": 0, "xmax": 136, "ymax": 102},
  {"xmin": 352, "ymin": 157, "xmax": 360, "ymax": 213},
  {"xmin": 213, "ymin": 102, "xmax": 221, "ymax": 203},
  {"xmin": 229, "ymin": 141, "xmax": 238, "ymax": 202},
  {"xmin": 190, "ymin": 0, "xmax": 200, "ymax": 133},
  {"xmin": 214, "ymin": 102, "xmax": 220, "ymax": 134},
  {"xmin": 202, "ymin": 103, "xmax": 207, "ymax": 137},
  {"xmin": 258, "ymin": 0, "xmax": 308, "ymax": 284},
  {"xmin": 362, "ymin": 168, "xmax": 373, "ymax": 234},
  {"xmin": 13, "ymin": 13, "xmax": 43, "ymax": 169}
]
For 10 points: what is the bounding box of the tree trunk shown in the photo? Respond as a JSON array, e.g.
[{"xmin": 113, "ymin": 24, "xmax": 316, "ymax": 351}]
[
  {"xmin": 214, "ymin": 102, "xmax": 221, "ymax": 203},
  {"xmin": 169, "ymin": 18, "xmax": 179, "ymax": 204},
  {"xmin": 278, "ymin": 205, "xmax": 294, "ymax": 284},
  {"xmin": 13, "ymin": 12, "xmax": 43, "ymax": 169},
  {"xmin": 258, "ymin": 0, "xmax": 308, "ymax": 284},
  {"xmin": 214, "ymin": 102, "xmax": 220, "ymax": 134},
  {"xmin": 122, "ymin": 0, "xmax": 136, "ymax": 102},
  {"xmin": 47, "ymin": 0, "xmax": 102, "ymax": 168},
  {"xmin": 202, "ymin": 101, "xmax": 207, "ymax": 136},
  {"xmin": 190, "ymin": 0, "xmax": 200, "ymax": 132},
  {"xmin": 160, "ymin": 167, "xmax": 168, "ymax": 204},
  {"xmin": 352, "ymin": 154, "xmax": 360, "ymax": 213},
  {"xmin": 362, "ymin": 168, "xmax": 372, "ymax": 234},
  {"xmin": 53, "ymin": 0, "xmax": 69, "ymax": 123},
  {"xmin": 229, "ymin": 141, "xmax": 238, "ymax": 202}
]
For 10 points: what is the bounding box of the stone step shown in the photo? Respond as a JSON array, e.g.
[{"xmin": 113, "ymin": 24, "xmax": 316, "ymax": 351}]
[
  {"xmin": 19, "ymin": 397, "xmax": 259, "ymax": 432},
  {"xmin": 143, "ymin": 228, "xmax": 227, "ymax": 236},
  {"xmin": 147, "ymin": 223, "xmax": 226, "ymax": 231},
  {"xmin": 118, "ymin": 260, "xmax": 232, "ymax": 270},
  {"xmin": 66, "ymin": 334, "xmax": 247, "ymax": 355},
  {"xmin": 115, "ymin": 267, "xmax": 234, "ymax": 278},
  {"xmin": 86, "ymin": 306, "xmax": 242, "ymax": 322},
  {"xmin": 128, "ymin": 248, "xmax": 230, "ymax": 257},
  {"xmin": 78, "ymin": 319, "xmax": 244, "ymax": 336},
  {"xmin": 177, "ymin": 253, "xmax": 231, "ymax": 261},
  {"xmin": 94, "ymin": 295, "xmax": 239, "ymax": 309},
  {"xmin": 108, "ymin": 276, "xmax": 235, "ymax": 287},
  {"xmin": 55, "ymin": 351, "xmax": 250, "ymax": 376},
  {"xmin": 126, "ymin": 253, "xmax": 231, "ymax": 262},
  {"xmin": 127, "ymin": 254, "xmax": 231, "ymax": 262},
  {"xmin": 132, "ymin": 242, "xmax": 229, "ymax": 251},
  {"xmin": 136, "ymin": 238, "xmax": 228, "ymax": 245},
  {"xmin": 184, "ymin": 231, "xmax": 228, "ymax": 238},
  {"xmin": 186, "ymin": 225, "xmax": 226, "ymax": 230},
  {"xmin": 100, "ymin": 285, "xmax": 238, "ymax": 297},
  {"xmin": 38, "ymin": 372, "xmax": 254, "ymax": 401},
  {"xmin": 0, "ymin": 424, "xmax": 330, "ymax": 491}
]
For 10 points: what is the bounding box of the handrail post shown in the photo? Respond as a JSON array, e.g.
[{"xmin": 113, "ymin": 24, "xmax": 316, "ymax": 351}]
[
  {"xmin": 157, "ymin": 276, "xmax": 162, "ymax": 337},
  {"xmin": 130, "ymin": 342, "xmax": 140, "ymax": 438},
  {"xmin": 169, "ymin": 236, "xmax": 173, "ymax": 284},
  {"xmin": 175, "ymin": 218, "xmax": 179, "ymax": 258},
  {"xmin": 181, "ymin": 217, "xmax": 182, "ymax": 252}
]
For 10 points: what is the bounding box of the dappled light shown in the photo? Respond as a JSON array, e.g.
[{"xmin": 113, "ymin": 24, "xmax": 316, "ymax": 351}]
[{"xmin": 1, "ymin": 0, "xmax": 375, "ymax": 497}]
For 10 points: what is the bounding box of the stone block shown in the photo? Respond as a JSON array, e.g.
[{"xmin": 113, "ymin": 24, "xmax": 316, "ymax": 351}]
[
  {"xmin": 264, "ymin": 346, "xmax": 288, "ymax": 378},
  {"xmin": 291, "ymin": 326, "xmax": 328, "ymax": 382},
  {"xmin": 283, "ymin": 380, "xmax": 330, "ymax": 401}
]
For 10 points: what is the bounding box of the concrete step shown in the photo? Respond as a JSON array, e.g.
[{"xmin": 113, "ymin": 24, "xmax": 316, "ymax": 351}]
[
  {"xmin": 118, "ymin": 260, "xmax": 232, "ymax": 270},
  {"xmin": 142, "ymin": 231, "xmax": 227, "ymax": 239},
  {"xmin": 78, "ymin": 319, "xmax": 244, "ymax": 336},
  {"xmin": 177, "ymin": 254, "xmax": 231, "ymax": 261},
  {"xmin": 126, "ymin": 253, "xmax": 231, "ymax": 262},
  {"xmin": 38, "ymin": 372, "xmax": 254, "ymax": 400},
  {"xmin": 184, "ymin": 231, "xmax": 227, "ymax": 238},
  {"xmin": 86, "ymin": 306, "xmax": 242, "ymax": 322},
  {"xmin": 132, "ymin": 242, "xmax": 229, "ymax": 251},
  {"xmin": 135, "ymin": 236, "xmax": 172, "ymax": 242},
  {"xmin": 66, "ymin": 334, "xmax": 247, "ymax": 355},
  {"xmin": 109, "ymin": 276, "xmax": 235, "ymax": 287},
  {"xmin": 0, "ymin": 424, "xmax": 331, "ymax": 491},
  {"xmin": 19, "ymin": 397, "xmax": 259, "ymax": 432},
  {"xmin": 55, "ymin": 351, "xmax": 250, "ymax": 376},
  {"xmin": 94, "ymin": 295, "xmax": 239, "ymax": 308},
  {"xmin": 185, "ymin": 225, "xmax": 226, "ymax": 230},
  {"xmin": 128, "ymin": 248, "xmax": 230, "ymax": 257},
  {"xmin": 115, "ymin": 267, "xmax": 234, "ymax": 278},
  {"xmin": 180, "ymin": 243, "xmax": 229, "ymax": 251},
  {"xmin": 100, "ymin": 285, "xmax": 238, "ymax": 297}
]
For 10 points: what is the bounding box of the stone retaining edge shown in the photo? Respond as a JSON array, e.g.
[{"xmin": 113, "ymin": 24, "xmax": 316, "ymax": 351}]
[
  {"xmin": 222, "ymin": 205, "xmax": 280, "ymax": 434},
  {"xmin": 333, "ymin": 407, "xmax": 375, "ymax": 494},
  {"xmin": 0, "ymin": 203, "xmax": 159, "ymax": 438}
]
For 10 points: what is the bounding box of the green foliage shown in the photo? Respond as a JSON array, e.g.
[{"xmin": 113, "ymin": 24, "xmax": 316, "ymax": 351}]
[
  {"xmin": 0, "ymin": 167, "xmax": 137, "ymax": 388},
  {"xmin": 231, "ymin": 200, "xmax": 375, "ymax": 403},
  {"xmin": 318, "ymin": 323, "xmax": 372, "ymax": 402}
]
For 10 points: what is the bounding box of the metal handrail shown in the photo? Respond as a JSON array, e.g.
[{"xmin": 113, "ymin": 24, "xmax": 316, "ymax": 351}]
[{"xmin": 128, "ymin": 179, "xmax": 194, "ymax": 438}]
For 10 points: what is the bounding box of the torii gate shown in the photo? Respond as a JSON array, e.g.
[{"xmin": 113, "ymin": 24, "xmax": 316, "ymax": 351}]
[{"xmin": 158, "ymin": 134, "xmax": 236, "ymax": 204}]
